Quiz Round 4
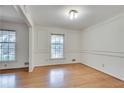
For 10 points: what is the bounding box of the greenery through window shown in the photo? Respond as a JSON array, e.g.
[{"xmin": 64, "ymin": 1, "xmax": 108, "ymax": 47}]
[
  {"xmin": 51, "ymin": 34, "xmax": 64, "ymax": 59},
  {"xmin": 0, "ymin": 29, "xmax": 16, "ymax": 62}
]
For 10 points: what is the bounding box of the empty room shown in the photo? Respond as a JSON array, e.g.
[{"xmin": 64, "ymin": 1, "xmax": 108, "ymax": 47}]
[{"xmin": 0, "ymin": 5, "xmax": 124, "ymax": 88}]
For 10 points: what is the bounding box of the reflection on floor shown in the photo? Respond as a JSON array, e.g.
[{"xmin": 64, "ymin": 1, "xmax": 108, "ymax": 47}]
[
  {"xmin": 49, "ymin": 69, "xmax": 64, "ymax": 87},
  {"xmin": 0, "ymin": 63, "xmax": 124, "ymax": 88},
  {"xmin": 0, "ymin": 74, "xmax": 16, "ymax": 88}
]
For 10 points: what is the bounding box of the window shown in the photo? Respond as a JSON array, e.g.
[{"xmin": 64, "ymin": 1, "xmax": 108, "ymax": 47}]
[
  {"xmin": 51, "ymin": 34, "xmax": 64, "ymax": 59},
  {"xmin": 0, "ymin": 29, "xmax": 16, "ymax": 62}
]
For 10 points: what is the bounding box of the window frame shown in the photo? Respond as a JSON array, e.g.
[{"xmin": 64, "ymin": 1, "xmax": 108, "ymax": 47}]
[
  {"xmin": 0, "ymin": 29, "xmax": 16, "ymax": 63},
  {"xmin": 50, "ymin": 33, "xmax": 65, "ymax": 60}
]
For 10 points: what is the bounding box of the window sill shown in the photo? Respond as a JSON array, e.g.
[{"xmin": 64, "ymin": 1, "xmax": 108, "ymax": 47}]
[{"xmin": 50, "ymin": 58, "xmax": 65, "ymax": 60}]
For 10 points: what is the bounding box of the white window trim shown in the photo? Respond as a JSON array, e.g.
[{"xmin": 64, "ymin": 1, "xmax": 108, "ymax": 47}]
[
  {"xmin": 50, "ymin": 33, "xmax": 65, "ymax": 60},
  {"xmin": 0, "ymin": 29, "xmax": 17, "ymax": 63}
]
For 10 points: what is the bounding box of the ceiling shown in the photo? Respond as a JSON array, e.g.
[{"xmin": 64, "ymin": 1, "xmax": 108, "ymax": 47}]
[
  {"xmin": 1, "ymin": 5, "xmax": 124, "ymax": 30},
  {"xmin": 0, "ymin": 5, "xmax": 24, "ymax": 24},
  {"xmin": 29, "ymin": 5, "xmax": 124, "ymax": 30}
]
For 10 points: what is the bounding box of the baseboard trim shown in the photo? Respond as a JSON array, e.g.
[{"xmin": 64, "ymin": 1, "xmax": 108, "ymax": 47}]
[
  {"xmin": 0, "ymin": 67, "xmax": 28, "ymax": 72},
  {"xmin": 34, "ymin": 62, "xmax": 81, "ymax": 68}
]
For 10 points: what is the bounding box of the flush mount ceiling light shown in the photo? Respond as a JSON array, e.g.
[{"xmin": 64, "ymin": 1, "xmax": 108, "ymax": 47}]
[{"xmin": 69, "ymin": 10, "xmax": 78, "ymax": 20}]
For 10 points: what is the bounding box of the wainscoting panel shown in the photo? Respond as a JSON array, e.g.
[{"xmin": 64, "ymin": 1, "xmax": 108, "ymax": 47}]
[{"xmin": 81, "ymin": 50, "xmax": 124, "ymax": 81}]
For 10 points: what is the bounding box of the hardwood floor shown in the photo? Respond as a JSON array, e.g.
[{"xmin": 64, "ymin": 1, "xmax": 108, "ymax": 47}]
[{"xmin": 0, "ymin": 63, "xmax": 124, "ymax": 88}]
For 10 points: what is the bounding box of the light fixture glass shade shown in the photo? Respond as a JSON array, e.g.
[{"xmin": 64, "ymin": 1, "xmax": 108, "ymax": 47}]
[{"xmin": 69, "ymin": 10, "xmax": 78, "ymax": 20}]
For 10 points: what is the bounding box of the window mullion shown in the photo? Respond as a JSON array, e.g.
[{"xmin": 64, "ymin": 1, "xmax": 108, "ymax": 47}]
[
  {"xmin": 0, "ymin": 30, "xmax": 16, "ymax": 62},
  {"xmin": 8, "ymin": 33, "xmax": 10, "ymax": 61},
  {"xmin": 51, "ymin": 34, "xmax": 64, "ymax": 59},
  {"xmin": 0, "ymin": 42, "xmax": 2, "ymax": 62}
]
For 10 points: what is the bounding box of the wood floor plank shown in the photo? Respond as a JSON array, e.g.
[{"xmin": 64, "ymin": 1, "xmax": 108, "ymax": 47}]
[{"xmin": 0, "ymin": 63, "xmax": 124, "ymax": 88}]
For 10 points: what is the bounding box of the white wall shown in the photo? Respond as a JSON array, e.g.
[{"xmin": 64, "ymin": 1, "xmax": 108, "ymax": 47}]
[
  {"xmin": 32, "ymin": 26, "xmax": 81, "ymax": 66},
  {"xmin": 0, "ymin": 21, "xmax": 29, "ymax": 69},
  {"xmin": 16, "ymin": 5, "xmax": 34, "ymax": 72},
  {"xmin": 81, "ymin": 13, "xmax": 124, "ymax": 81}
]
